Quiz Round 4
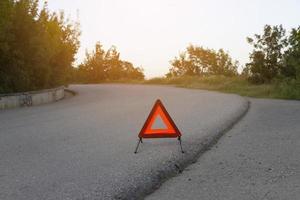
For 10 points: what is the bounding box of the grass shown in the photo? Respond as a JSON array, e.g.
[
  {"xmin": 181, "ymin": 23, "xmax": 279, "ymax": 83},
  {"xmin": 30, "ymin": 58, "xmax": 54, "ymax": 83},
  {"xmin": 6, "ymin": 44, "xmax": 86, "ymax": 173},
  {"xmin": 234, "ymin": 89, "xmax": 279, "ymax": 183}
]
[
  {"xmin": 144, "ymin": 75, "xmax": 300, "ymax": 100},
  {"xmin": 71, "ymin": 75, "xmax": 300, "ymax": 100}
]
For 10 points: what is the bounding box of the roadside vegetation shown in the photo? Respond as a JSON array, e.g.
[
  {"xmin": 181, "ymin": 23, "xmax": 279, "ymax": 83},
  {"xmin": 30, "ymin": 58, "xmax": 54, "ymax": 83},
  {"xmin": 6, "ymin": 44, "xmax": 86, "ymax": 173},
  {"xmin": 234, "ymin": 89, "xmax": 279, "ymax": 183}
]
[
  {"xmin": 0, "ymin": 1, "xmax": 299, "ymax": 100},
  {"xmin": 71, "ymin": 42, "xmax": 144, "ymax": 83},
  {"xmin": 0, "ymin": 0, "xmax": 80, "ymax": 93},
  {"xmin": 145, "ymin": 75, "xmax": 300, "ymax": 99},
  {"xmin": 0, "ymin": 0, "xmax": 144, "ymax": 93},
  {"xmin": 146, "ymin": 25, "xmax": 300, "ymax": 100}
]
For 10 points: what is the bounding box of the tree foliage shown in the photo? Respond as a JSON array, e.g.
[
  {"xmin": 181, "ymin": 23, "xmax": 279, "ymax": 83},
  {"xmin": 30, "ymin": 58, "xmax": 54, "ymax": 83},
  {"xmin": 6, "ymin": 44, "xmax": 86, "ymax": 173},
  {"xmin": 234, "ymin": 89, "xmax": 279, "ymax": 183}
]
[
  {"xmin": 246, "ymin": 25, "xmax": 287, "ymax": 83},
  {"xmin": 168, "ymin": 45, "xmax": 238, "ymax": 77},
  {"xmin": 246, "ymin": 25, "xmax": 300, "ymax": 84},
  {"xmin": 283, "ymin": 27, "xmax": 300, "ymax": 79},
  {"xmin": 74, "ymin": 42, "xmax": 144, "ymax": 83},
  {"xmin": 0, "ymin": 0, "xmax": 80, "ymax": 93}
]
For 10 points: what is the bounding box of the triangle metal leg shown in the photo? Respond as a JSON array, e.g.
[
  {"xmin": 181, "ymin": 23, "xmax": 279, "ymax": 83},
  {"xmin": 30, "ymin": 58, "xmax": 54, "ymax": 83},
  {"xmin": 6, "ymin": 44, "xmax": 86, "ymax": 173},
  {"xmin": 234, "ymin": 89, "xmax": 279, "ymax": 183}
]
[
  {"xmin": 134, "ymin": 138, "xmax": 142, "ymax": 154},
  {"xmin": 178, "ymin": 137, "xmax": 184, "ymax": 153}
]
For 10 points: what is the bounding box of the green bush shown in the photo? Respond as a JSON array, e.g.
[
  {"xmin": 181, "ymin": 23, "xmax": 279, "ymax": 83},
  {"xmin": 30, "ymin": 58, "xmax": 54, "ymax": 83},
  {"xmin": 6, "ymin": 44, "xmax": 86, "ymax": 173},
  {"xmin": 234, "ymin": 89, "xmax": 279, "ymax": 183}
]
[{"xmin": 0, "ymin": 0, "xmax": 80, "ymax": 93}]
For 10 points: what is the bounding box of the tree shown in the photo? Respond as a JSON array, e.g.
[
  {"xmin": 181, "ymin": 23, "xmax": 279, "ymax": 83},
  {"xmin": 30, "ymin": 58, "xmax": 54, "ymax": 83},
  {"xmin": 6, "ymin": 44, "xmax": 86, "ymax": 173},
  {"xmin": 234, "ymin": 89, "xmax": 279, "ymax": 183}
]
[
  {"xmin": 246, "ymin": 25, "xmax": 287, "ymax": 83},
  {"xmin": 215, "ymin": 49, "xmax": 239, "ymax": 76},
  {"xmin": 78, "ymin": 42, "xmax": 106, "ymax": 83},
  {"xmin": 168, "ymin": 45, "xmax": 238, "ymax": 77},
  {"xmin": 0, "ymin": 0, "xmax": 16, "ymax": 93},
  {"xmin": 105, "ymin": 46, "xmax": 122, "ymax": 80},
  {"xmin": 283, "ymin": 27, "xmax": 300, "ymax": 79},
  {"xmin": 76, "ymin": 42, "xmax": 144, "ymax": 83},
  {"xmin": 169, "ymin": 52, "xmax": 193, "ymax": 76},
  {"xmin": 0, "ymin": 0, "xmax": 80, "ymax": 93}
]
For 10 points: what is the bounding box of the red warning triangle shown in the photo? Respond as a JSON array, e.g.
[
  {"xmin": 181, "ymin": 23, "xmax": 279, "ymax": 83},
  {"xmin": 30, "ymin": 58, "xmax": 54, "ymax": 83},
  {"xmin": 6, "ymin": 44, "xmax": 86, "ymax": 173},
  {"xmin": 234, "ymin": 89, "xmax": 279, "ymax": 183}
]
[{"xmin": 139, "ymin": 99, "xmax": 181, "ymax": 138}]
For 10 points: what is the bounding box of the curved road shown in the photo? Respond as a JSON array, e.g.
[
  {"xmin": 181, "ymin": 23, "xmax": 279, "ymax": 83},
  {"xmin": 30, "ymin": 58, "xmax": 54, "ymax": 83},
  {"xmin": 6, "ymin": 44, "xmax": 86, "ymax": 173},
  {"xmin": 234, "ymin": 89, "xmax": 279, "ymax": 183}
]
[
  {"xmin": 0, "ymin": 84, "xmax": 248, "ymax": 200},
  {"xmin": 147, "ymin": 98, "xmax": 300, "ymax": 200}
]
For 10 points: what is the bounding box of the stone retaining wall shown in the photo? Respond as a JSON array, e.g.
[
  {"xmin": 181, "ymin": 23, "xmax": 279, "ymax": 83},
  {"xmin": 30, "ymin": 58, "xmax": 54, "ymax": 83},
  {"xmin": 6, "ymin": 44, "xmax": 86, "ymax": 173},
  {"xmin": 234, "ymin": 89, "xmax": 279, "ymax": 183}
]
[{"xmin": 0, "ymin": 87, "xmax": 65, "ymax": 110}]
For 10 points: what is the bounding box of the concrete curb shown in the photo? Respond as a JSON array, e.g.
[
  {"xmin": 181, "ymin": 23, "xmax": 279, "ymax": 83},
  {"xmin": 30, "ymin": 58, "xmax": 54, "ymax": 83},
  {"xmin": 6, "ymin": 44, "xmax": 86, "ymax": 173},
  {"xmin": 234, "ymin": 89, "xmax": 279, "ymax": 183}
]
[
  {"xmin": 64, "ymin": 88, "xmax": 78, "ymax": 96},
  {"xmin": 117, "ymin": 97, "xmax": 250, "ymax": 200},
  {"xmin": 0, "ymin": 86, "xmax": 65, "ymax": 110}
]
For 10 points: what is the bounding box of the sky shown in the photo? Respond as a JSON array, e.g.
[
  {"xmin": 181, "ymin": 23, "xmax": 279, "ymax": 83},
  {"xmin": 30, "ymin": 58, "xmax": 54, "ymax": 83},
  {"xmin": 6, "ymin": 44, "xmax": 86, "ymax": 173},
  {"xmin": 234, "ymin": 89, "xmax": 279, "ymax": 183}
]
[{"xmin": 44, "ymin": 0, "xmax": 300, "ymax": 78}]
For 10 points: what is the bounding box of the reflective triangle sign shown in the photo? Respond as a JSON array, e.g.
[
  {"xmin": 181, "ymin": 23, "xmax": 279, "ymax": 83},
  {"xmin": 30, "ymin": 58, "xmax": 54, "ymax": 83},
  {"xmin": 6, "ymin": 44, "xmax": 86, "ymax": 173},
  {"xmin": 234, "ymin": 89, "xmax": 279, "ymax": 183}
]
[{"xmin": 138, "ymin": 99, "xmax": 182, "ymax": 138}]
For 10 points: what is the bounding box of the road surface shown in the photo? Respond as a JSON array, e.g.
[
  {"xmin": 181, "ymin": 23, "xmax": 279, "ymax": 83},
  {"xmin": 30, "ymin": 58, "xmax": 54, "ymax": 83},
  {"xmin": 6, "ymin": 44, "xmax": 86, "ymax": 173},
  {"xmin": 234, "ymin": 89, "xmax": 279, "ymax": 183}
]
[
  {"xmin": 147, "ymin": 98, "xmax": 300, "ymax": 200},
  {"xmin": 0, "ymin": 84, "xmax": 247, "ymax": 200}
]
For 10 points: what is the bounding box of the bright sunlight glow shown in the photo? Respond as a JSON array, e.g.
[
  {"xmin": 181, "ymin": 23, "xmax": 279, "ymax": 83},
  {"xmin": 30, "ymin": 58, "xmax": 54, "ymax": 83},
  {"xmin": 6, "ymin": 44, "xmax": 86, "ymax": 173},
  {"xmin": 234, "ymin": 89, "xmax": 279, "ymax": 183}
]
[{"xmin": 44, "ymin": 0, "xmax": 300, "ymax": 78}]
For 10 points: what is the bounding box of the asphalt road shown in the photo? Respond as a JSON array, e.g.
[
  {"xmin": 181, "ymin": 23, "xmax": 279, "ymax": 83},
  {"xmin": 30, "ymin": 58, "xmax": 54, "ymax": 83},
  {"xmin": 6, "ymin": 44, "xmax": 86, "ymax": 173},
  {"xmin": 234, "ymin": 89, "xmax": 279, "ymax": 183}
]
[
  {"xmin": 0, "ymin": 84, "xmax": 248, "ymax": 200},
  {"xmin": 147, "ymin": 98, "xmax": 300, "ymax": 200}
]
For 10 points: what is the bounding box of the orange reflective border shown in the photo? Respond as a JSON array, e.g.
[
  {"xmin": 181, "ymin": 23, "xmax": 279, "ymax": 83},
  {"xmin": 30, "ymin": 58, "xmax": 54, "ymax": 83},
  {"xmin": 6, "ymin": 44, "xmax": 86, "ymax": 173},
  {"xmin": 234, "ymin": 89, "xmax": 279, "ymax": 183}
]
[{"xmin": 138, "ymin": 99, "xmax": 181, "ymax": 138}]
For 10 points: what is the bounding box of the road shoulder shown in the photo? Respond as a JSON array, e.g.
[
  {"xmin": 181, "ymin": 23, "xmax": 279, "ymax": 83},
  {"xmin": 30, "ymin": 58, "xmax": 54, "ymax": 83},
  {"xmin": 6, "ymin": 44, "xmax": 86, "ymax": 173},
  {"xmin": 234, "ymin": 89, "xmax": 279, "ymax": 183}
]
[{"xmin": 146, "ymin": 98, "xmax": 300, "ymax": 200}]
